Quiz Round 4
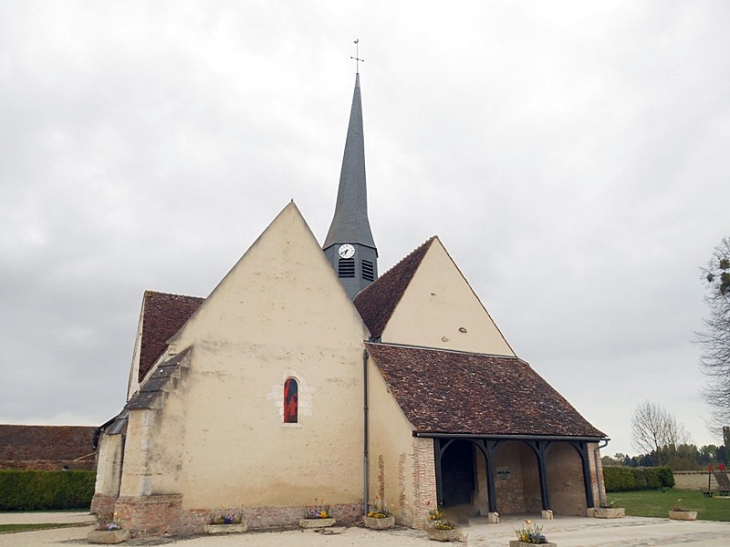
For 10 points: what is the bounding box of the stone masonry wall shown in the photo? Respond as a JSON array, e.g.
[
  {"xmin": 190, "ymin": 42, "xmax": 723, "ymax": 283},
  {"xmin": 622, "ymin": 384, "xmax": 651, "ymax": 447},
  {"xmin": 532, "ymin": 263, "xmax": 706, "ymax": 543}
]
[
  {"xmin": 674, "ymin": 470, "xmax": 721, "ymax": 491},
  {"xmin": 90, "ymin": 493, "xmax": 116, "ymax": 519},
  {"xmin": 111, "ymin": 495, "xmax": 361, "ymax": 537},
  {"xmin": 546, "ymin": 443, "xmax": 586, "ymax": 516},
  {"xmin": 412, "ymin": 437, "xmax": 436, "ymax": 529}
]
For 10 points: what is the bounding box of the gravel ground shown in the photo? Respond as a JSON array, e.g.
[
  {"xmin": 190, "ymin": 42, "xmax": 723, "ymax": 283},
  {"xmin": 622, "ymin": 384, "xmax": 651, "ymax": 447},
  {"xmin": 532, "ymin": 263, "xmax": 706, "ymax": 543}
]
[{"xmin": 2, "ymin": 513, "xmax": 730, "ymax": 547}]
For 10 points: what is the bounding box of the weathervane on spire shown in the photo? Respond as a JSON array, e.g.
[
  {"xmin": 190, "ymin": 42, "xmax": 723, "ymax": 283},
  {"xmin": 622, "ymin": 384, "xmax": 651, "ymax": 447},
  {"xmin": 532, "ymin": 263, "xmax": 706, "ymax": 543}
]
[{"xmin": 351, "ymin": 39, "xmax": 364, "ymax": 74}]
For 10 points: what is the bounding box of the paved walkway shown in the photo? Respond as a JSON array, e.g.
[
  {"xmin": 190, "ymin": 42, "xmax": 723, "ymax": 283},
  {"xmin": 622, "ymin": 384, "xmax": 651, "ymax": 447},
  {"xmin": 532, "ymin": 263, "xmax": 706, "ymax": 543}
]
[{"xmin": 1, "ymin": 512, "xmax": 730, "ymax": 547}]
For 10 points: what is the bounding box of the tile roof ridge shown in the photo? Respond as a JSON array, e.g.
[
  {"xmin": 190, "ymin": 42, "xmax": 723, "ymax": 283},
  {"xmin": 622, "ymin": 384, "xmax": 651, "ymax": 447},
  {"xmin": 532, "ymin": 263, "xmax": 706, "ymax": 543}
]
[
  {"xmin": 144, "ymin": 289, "xmax": 204, "ymax": 301},
  {"xmin": 353, "ymin": 236, "xmax": 438, "ymax": 338},
  {"xmin": 364, "ymin": 340, "xmax": 524, "ymax": 362},
  {"xmin": 377, "ymin": 236, "xmax": 438, "ymax": 281}
]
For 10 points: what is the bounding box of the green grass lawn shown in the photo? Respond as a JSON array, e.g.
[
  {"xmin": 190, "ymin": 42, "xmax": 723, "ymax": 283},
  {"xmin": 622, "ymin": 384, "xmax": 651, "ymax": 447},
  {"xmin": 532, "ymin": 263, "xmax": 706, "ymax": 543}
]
[
  {"xmin": 609, "ymin": 489, "xmax": 730, "ymax": 522},
  {"xmin": 0, "ymin": 523, "xmax": 84, "ymax": 534}
]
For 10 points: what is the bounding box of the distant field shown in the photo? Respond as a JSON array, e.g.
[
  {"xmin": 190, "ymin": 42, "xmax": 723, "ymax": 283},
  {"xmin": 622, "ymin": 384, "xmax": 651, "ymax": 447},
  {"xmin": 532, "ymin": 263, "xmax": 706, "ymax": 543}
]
[{"xmin": 610, "ymin": 489, "xmax": 730, "ymax": 522}]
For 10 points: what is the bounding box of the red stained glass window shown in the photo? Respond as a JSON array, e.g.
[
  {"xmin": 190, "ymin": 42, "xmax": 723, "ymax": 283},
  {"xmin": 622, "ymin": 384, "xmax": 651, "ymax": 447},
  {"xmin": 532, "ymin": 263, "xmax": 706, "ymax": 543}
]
[{"xmin": 284, "ymin": 378, "xmax": 298, "ymax": 423}]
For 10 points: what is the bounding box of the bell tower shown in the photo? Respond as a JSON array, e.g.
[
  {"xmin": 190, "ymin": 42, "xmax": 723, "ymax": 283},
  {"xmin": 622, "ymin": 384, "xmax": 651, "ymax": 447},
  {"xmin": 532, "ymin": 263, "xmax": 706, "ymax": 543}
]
[{"xmin": 323, "ymin": 70, "xmax": 378, "ymax": 300}]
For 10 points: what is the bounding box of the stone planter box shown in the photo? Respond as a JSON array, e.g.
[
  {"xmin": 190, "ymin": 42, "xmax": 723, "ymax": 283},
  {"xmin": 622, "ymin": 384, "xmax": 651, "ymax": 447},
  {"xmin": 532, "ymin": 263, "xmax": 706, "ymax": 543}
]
[
  {"xmin": 669, "ymin": 510, "xmax": 698, "ymax": 521},
  {"xmin": 509, "ymin": 541, "xmax": 556, "ymax": 547},
  {"xmin": 595, "ymin": 507, "xmax": 625, "ymax": 519},
  {"xmin": 87, "ymin": 529, "xmax": 130, "ymax": 544},
  {"xmin": 427, "ymin": 527, "xmax": 462, "ymax": 542},
  {"xmin": 204, "ymin": 523, "xmax": 248, "ymax": 534},
  {"xmin": 363, "ymin": 515, "xmax": 395, "ymax": 529},
  {"xmin": 299, "ymin": 517, "xmax": 336, "ymax": 529}
]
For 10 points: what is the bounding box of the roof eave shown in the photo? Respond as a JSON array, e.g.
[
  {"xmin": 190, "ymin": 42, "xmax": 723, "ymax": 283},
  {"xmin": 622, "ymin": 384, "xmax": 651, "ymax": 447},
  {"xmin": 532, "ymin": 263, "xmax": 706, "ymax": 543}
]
[{"xmin": 412, "ymin": 431, "xmax": 609, "ymax": 442}]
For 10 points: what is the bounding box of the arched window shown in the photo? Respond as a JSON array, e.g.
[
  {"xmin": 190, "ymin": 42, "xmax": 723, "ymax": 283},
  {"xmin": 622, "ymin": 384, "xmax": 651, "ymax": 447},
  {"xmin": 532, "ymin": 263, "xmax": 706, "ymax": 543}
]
[{"xmin": 284, "ymin": 378, "xmax": 298, "ymax": 423}]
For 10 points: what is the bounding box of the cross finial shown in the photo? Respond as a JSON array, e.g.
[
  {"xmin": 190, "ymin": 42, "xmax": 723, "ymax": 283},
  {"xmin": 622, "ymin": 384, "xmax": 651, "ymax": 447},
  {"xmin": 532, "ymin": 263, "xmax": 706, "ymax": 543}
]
[{"xmin": 351, "ymin": 39, "xmax": 364, "ymax": 74}]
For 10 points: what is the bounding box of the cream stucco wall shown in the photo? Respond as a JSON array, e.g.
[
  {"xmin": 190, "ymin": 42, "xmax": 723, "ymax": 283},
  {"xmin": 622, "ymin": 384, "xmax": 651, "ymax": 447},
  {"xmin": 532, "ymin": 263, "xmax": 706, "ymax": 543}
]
[
  {"xmin": 95, "ymin": 433, "xmax": 123, "ymax": 497},
  {"xmin": 119, "ymin": 203, "xmax": 371, "ymax": 510},
  {"xmin": 381, "ymin": 239, "xmax": 514, "ymax": 356},
  {"xmin": 366, "ymin": 355, "xmax": 423, "ymax": 526}
]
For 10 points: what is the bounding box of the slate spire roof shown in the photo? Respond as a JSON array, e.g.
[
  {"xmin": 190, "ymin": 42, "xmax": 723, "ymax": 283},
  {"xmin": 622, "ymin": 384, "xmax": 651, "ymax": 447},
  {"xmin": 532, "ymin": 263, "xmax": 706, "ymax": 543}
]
[
  {"xmin": 323, "ymin": 73, "xmax": 376, "ymax": 250},
  {"xmin": 366, "ymin": 342, "xmax": 607, "ymax": 439}
]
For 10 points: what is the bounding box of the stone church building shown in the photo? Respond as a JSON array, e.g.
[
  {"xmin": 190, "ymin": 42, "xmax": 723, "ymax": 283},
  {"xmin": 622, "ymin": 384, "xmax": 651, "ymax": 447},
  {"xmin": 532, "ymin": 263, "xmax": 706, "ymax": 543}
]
[{"xmin": 91, "ymin": 73, "xmax": 608, "ymax": 537}]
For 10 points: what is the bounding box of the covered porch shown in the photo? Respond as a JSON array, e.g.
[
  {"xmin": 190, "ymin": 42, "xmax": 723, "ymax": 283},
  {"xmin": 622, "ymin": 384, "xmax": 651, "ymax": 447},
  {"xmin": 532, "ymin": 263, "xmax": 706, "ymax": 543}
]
[{"xmin": 426, "ymin": 434, "xmax": 606, "ymax": 518}]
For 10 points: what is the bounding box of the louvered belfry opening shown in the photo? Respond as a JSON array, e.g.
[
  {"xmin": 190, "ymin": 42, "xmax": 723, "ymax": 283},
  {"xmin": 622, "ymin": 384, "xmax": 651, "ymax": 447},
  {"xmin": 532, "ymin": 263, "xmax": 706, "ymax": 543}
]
[
  {"xmin": 338, "ymin": 258, "xmax": 355, "ymax": 278},
  {"xmin": 362, "ymin": 260, "xmax": 374, "ymax": 281}
]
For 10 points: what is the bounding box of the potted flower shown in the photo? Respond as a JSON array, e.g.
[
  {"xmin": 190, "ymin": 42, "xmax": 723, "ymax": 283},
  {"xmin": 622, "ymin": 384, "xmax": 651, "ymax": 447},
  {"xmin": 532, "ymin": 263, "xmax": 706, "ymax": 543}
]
[
  {"xmin": 205, "ymin": 508, "xmax": 247, "ymax": 534},
  {"xmin": 364, "ymin": 496, "xmax": 395, "ymax": 529},
  {"xmin": 668, "ymin": 497, "xmax": 698, "ymax": 521},
  {"xmin": 509, "ymin": 520, "xmax": 556, "ymax": 546},
  {"xmin": 426, "ymin": 503, "xmax": 443, "ymax": 526},
  {"xmin": 87, "ymin": 515, "xmax": 130, "ymax": 544},
  {"xmin": 594, "ymin": 498, "xmax": 625, "ymax": 519},
  {"xmin": 426, "ymin": 519, "xmax": 462, "ymax": 542},
  {"xmin": 300, "ymin": 498, "xmax": 336, "ymax": 529}
]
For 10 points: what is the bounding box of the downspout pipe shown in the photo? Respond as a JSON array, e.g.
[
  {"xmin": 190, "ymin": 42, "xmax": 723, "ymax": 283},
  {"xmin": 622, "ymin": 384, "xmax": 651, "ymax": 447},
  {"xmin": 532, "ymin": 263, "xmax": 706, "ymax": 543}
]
[
  {"xmin": 594, "ymin": 439, "xmax": 609, "ymax": 506},
  {"xmin": 363, "ymin": 349, "xmax": 369, "ymax": 516}
]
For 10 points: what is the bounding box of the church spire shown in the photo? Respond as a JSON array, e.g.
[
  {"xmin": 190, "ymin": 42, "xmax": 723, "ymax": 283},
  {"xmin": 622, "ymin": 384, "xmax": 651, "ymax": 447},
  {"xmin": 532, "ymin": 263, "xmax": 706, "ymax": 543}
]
[{"xmin": 323, "ymin": 72, "xmax": 378, "ymax": 300}]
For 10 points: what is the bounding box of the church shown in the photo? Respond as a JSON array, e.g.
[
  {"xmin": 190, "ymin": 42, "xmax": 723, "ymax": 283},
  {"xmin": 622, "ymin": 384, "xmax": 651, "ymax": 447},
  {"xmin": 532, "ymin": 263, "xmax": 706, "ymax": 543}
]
[{"xmin": 91, "ymin": 71, "xmax": 608, "ymax": 537}]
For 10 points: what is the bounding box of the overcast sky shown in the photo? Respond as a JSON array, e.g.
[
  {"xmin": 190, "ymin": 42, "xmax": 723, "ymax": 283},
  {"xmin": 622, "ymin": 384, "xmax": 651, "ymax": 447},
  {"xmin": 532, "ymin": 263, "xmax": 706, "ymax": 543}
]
[{"xmin": 2, "ymin": 1, "xmax": 729, "ymax": 457}]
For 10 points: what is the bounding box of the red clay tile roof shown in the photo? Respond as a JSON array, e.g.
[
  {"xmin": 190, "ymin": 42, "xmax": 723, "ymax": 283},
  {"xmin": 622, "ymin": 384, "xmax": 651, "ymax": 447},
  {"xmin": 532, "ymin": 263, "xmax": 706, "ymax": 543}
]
[
  {"xmin": 138, "ymin": 291, "xmax": 203, "ymax": 382},
  {"xmin": 365, "ymin": 343, "xmax": 606, "ymax": 439},
  {"xmin": 0, "ymin": 425, "xmax": 97, "ymax": 462},
  {"xmin": 354, "ymin": 237, "xmax": 435, "ymax": 338}
]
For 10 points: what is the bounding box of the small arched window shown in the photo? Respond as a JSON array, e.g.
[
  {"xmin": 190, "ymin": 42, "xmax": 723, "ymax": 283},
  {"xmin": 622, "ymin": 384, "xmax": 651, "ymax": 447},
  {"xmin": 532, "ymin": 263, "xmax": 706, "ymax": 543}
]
[{"xmin": 284, "ymin": 378, "xmax": 298, "ymax": 423}]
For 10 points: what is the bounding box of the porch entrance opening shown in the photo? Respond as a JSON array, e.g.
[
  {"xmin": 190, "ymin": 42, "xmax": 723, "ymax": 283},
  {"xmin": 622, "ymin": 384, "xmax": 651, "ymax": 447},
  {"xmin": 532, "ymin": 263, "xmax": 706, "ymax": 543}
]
[{"xmin": 441, "ymin": 439, "xmax": 475, "ymax": 507}]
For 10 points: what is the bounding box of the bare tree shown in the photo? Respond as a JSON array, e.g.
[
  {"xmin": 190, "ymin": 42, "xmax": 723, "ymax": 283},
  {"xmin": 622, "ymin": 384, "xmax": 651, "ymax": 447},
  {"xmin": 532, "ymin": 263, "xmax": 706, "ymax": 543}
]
[
  {"xmin": 631, "ymin": 401, "xmax": 691, "ymax": 466},
  {"xmin": 698, "ymin": 237, "xmax": 730, "ymax": 431}
]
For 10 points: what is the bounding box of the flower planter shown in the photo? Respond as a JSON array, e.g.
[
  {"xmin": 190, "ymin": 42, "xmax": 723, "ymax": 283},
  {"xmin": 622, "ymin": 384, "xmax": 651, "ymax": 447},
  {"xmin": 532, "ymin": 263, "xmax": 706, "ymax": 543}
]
[
  {"xmin": 427, "ymin": 527, "xmax": 462, "ymax": 542},
  {"xmin": 509, "ymin": 541, "xmax": 557, "ymax": 547},
  {"xmin": 594, "ymin": 507, "xmax": 625, "ymax": 519},
  {"xmin": 87, "ymin": 529, "xmax": 130, "ymax": 544},
  {"xmin": 204, "ymin": 523, "xmax": 248, "ymax": 534},
  {"xmin": 668, "ymin": 510, "xmax": 698, "ymax": 521},
  {"xmin": 363, "ymin": 515, "xmax": 395, "ymax": 529},
  {"xmin": 299, "ymin": 517, "xmax": 336, "ymax": 529}
]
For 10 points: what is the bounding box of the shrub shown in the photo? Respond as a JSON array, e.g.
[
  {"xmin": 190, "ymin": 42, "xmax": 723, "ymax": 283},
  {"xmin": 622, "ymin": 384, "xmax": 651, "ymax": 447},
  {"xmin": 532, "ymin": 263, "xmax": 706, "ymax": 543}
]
[
  {"xmin": 603, "ymin": 466, "xmax": 674, "ymax": 492},
  {"xmin": 603, "ymin": 466, "xmax": 636, "ymax": 492},
  {"xmin": 0, "ymin": 470, "xmax": 95, "ymax": 511}
]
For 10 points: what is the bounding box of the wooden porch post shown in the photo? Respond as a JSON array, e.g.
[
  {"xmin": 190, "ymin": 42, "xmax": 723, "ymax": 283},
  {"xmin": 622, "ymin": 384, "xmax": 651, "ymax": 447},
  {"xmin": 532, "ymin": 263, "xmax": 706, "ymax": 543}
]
[
  {"xmin": 526, "ymin": 440, "xmax": 553, "ymax": 511},
  {"xmin": 573, "ymin": 441, "xmax": 595, "ymax": 509}
]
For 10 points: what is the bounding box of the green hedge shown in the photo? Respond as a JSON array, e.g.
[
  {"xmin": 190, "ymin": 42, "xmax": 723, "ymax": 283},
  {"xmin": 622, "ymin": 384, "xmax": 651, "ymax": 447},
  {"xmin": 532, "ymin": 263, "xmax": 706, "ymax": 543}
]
[
  {"xmin": 603, "ymin": 466, "xmax": 675, "ymax": 492},
  {"xmin": 0, "ymin": 470, "xmax": 95, "ymax": 511}
]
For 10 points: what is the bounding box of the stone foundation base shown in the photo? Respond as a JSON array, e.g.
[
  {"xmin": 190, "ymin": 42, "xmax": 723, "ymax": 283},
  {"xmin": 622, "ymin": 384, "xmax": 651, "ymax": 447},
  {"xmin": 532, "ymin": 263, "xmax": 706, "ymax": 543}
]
[
  {"xmin": 90, "ymin": 494, "xmax": 117, "ymax": 519},
  {"xmin": 102, "ymin": 496, "xmax": 362, "ymax": 538},
  {"xmin": 114, "ymin": 494, "xmax": 206, "ymax": 538},
  {"xmin": 87, "ymin": 528, "xmax": 130, "ymax": 544}
]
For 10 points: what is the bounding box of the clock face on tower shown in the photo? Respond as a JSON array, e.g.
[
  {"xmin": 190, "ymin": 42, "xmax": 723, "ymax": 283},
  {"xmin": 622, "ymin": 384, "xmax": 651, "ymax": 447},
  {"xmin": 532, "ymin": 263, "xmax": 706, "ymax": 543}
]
[{"xmin": 338, "ymin": 244, "xmax": 355, "ymax": 259}]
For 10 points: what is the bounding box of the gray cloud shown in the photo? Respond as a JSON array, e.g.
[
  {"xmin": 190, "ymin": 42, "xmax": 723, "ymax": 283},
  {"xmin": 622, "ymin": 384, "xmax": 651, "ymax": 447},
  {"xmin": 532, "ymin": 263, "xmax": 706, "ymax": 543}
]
[{"xmin": 2, "ymin": 1, "xmax": 729, "ymax": 456}]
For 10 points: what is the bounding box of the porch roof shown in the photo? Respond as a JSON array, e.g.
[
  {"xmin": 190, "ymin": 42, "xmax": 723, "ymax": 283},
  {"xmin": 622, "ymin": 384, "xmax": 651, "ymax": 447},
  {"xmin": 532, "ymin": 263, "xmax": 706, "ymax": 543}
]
[{"xmin": 365, "ymin": 342, "xmax": 606, "ymax": 439}]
